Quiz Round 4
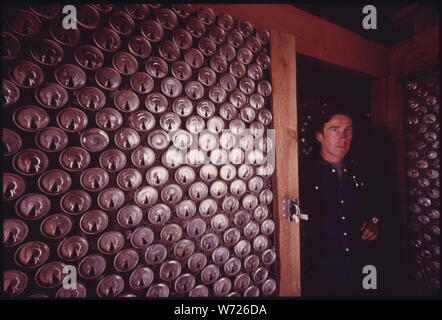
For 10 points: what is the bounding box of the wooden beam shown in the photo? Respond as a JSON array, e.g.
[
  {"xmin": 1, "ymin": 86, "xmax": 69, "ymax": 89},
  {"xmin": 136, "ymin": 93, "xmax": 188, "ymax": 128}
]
[
  {"xmin": 389, "ymin": 4, "xmax": 421, "ymax": 21},
  {"xmin": 370, "ymin": 78, "xmax": 388, "ymax": 128},
  {"xmin": 413, "ymin": 5, "xmax": 426, "ymax": 35},
  {"xmin": 270, "ymin": 29, "xmax": 301, "ymax": 296},
  {"xmin": 389, "ymin": 26, "xmax": 439, "ymax": 74},
  {"xmin": 389, "ymin": 3, "xmax": 436, "ymax": 36},
  {"xmin": 370, "ymin": 74, "xmax": 409, "ymax": 294},
  {"xmin": 385, "ymin": 75, "xmax": 408, "ymax": 281},
  {"xmin": 191, "ymin": 4, "xmax": 389, "ymax": 78}
]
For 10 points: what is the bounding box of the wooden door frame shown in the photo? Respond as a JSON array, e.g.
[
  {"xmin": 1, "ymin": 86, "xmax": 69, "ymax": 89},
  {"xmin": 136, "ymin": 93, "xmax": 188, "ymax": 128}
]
[{"xmin": 270, "ymin": 29, "xmax": 301, "ymax": 297}]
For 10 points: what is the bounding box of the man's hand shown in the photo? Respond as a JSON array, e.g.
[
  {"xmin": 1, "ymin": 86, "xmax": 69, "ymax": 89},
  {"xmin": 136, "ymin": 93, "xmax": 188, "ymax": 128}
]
[{"xmin": 360, "ymin": 221, "xmax": 378, "ymax": 241}]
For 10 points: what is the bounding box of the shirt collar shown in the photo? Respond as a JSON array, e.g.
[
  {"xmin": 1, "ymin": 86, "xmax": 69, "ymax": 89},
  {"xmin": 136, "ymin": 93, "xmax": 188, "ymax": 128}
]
[{"xmin": 317, "ymin": 152, "xmax": 353, "ymax": 169}]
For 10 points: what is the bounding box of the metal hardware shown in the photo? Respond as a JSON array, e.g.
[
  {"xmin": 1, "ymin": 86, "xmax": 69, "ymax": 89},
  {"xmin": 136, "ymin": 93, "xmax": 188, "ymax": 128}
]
[{"xmin": 282, "ymin": 197, "xmax": 309, "ymax": 223}]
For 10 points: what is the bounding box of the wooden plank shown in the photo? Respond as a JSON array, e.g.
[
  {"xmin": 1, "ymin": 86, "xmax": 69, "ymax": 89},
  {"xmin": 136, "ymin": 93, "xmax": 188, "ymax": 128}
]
[
  {"xmin": 191, "ymin": 4, "xmax": 388, "ymax": 78},
  {"xmin": 386, "ymin": 76, "xmax": 405, "ymax": 148},
  {"xmin": 389, "ymin": 26, "xmax": 439, "ymax": 74},
  {"xmin": 413, "ymin": 6, "xmax": 426, "ymax": 35},
  {"xmin": 371, "ymin": 74, "xmax": 410, "ymax": 293},
  {"xmin": 270, "ymin": 29, "xmax": 301, "ymax": 296},
  {"xmin": 389, "ymin": 4, "xmax": 421, "ymax": 21},
  {"xmin": 370, "ymin": 78, "xmax": 388, "ymax": 128},
  {"xmin": 385, "ymin": 75, "xmax": 409, "ymax": 277},
  {"xmin": 412, "ymin": 4, "xmax": 436, "ymax": 35}
]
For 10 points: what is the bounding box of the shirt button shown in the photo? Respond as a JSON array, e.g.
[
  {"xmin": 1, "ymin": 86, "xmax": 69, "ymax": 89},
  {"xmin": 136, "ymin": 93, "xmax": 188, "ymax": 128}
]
[
  {"xmin": 332, "ymin": 169, "xmax": 336, "ymax": 173},
  {"xmin": 341, "ymin": 216, "xmax": 346, "ymax": 220}
]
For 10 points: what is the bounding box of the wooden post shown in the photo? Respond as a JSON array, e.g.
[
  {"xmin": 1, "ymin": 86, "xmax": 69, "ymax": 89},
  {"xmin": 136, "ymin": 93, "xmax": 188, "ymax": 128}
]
[
  {"xmin": 385, "ymin": 75, "xmax": 408, "ymax": 278},
  {"xmin": 270, "ymin": 29, "xmax": 301, "ymax": 296},
  {"xmin": 389, "ymin": 26, "xmax": 439, "ymax": 75},
  {"xmin": 370, "ymin": 75, "xmax": 408, "ymax": 294}
]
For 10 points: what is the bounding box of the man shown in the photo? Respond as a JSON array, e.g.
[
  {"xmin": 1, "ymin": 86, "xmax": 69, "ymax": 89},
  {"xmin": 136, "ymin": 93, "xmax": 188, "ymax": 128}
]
[{"xmin": 300, "ymin": 106, "xmax": 380, "ymax": 297}]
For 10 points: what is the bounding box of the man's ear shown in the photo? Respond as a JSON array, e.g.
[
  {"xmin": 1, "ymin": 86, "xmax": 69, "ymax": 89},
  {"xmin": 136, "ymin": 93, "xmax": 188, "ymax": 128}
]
[{"xmin": 316, "ymin": 131, "xmax": 323, "ymax": 143}]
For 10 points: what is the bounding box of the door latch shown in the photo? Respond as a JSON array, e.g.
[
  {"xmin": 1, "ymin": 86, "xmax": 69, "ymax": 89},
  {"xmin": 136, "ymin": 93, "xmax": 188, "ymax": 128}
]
[{"xmin": 283, "ymin": 197, "xmax": 309, "ymax": 223}]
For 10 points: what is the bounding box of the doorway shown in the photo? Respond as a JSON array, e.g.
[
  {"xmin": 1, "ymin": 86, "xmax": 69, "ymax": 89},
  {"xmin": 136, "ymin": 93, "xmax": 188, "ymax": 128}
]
[{"xmin": 296, "ymin": 53, "xmax": 403, "ymax": 296}]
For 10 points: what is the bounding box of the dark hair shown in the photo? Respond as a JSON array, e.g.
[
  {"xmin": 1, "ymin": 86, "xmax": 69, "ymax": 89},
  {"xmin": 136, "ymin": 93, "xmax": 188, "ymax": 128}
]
[{"xmin": 314, "ymin": 100, "xmax": 355, "ymax": 134}]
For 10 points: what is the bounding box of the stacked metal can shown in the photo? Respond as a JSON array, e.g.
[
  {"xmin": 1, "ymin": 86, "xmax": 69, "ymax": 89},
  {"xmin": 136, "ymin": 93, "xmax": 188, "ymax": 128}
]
[
  {"xmin": 2, "ymin": 4, "xmax": 276, "ymax": 297},
  {"xmin": 299, "ymin": 105, "xmax": 320, "ymax": 157},
  {"xmin": 404, "ymin": 71, "xmax": 440, "ymax": 295}
]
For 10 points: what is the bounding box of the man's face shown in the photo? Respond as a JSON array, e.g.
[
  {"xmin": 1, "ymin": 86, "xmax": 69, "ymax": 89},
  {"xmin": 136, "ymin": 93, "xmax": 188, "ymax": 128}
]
[{"xmin": 316, "ymin": 114, "xmax": 353, "ymax": 163}]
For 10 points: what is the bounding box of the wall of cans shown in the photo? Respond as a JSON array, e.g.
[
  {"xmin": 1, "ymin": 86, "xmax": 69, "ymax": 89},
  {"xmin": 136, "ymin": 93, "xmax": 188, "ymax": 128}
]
[
  {"xmin": 404, "ymin": 70, "xmax": 440, "ymax": 295},
  {"xmin": 299, "ymin": 104, "xmax": 321, "ymax": 157},
  {"xmin": 2, "ymin": 4, "xmax": 276, "ymax": 297}
]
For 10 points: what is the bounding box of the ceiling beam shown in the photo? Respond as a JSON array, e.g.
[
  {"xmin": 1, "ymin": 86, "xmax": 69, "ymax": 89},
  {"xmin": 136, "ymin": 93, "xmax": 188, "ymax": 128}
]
[
  {"xmin": 389, "ymin": 26, "xmax": 439, "ymax": 74},
  {"xmin": 389, "ymin": 3, "xmax": 421, "ymax": 21}
]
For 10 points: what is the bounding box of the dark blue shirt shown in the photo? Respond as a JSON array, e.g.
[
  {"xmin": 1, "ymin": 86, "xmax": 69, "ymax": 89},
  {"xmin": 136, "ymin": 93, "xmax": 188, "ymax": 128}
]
[
  {"xmin": 300, "ymin": 153, "xmax": 374, "ymax": 296},
  {"xmin": 316, "ymin": 159, "xmax": 365, "ymax": 294}
]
